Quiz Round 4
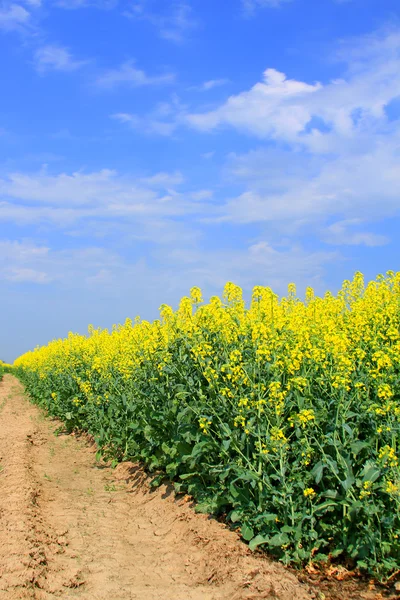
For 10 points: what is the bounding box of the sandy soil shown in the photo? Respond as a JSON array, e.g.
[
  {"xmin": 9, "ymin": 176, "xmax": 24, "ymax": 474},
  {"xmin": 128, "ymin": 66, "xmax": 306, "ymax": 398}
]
[{"xmin": 0, "ymin": 375, "xmax": 397, "ymax": 600}]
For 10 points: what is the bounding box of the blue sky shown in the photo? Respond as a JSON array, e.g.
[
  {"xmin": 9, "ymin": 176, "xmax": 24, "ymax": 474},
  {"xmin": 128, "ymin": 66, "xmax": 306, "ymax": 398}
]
[{"xmin": 1, "ymin": 0, "xmax": 400, "ymax": 361}]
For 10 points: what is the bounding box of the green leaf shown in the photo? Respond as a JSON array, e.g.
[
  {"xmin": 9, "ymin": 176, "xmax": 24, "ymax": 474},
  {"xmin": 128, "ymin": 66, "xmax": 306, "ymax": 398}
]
[
  {"xmin": 362, "ymin": 466, "xmax": 381, "ymax": 484},
  {"xmin": 241, "ymin": 524, "xmax": 255, "ymax": 541},
  {"xmin": 161, "ymin": 442, "xmax": 171, "ymax": 455},
  {"xmin": 179, "ymin": 472, "xmax": 197, "ymax": 480},
  {"xmin": 229, "ymin": 482, "xmax": 239, "ymax": 499},
  {"xmin": 311, "ymin": 461, "xmax": 325, "ymax": 484},
  {"xmin": 222, "ymin": 439, "xmax": 231, "ymax": 450},
  {"xmin": 350, "ymin": 441, "xmax": 369, "ymax": 456},
  {"xmin": 343, "ymin": 423, "xmax": 353, "ymax": 436},
  {"xmin": 324, "ymin": 489, "xmax": 338, "ymax": 499},
  {"xmin": 268, "ymin": 533, "xmax": 290, "ymax": 547},
  {"xmin": 341, "ymin": 475, "xmax": 355, "ymax": 492},
  {"xmin": 330, "ymin": 547, "xmax": 344, "ymax": 558},
  {"xmin": 249, "ymin": 535, "xmax": 270, "ymax": 551},
  {"xmin": 281, "ymin": 525, "xmax": 294, "ymax": 533},
  {"xmin": 261, "ymin": 513, "xmax": 278, "ymax": 523},
  {"xmin": 313, "ymin": 501, "xmax": 336, "ymax": 514}
]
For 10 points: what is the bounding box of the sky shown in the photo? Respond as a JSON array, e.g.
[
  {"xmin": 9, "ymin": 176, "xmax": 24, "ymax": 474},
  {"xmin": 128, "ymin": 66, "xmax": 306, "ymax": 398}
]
[{"xmin": 1, "ymin": 0, "xmax": 400, "ymax": 361}]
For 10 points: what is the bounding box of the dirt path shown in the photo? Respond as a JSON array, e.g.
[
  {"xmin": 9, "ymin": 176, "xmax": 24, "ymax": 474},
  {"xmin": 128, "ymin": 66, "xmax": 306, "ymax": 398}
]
[{"xmin": 0, "ymin": 376, "xmax": 394, "ymax": 600}]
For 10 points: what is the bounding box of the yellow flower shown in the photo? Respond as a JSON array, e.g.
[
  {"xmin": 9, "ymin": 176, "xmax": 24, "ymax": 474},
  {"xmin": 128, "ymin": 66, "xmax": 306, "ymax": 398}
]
[
  {"xmin": 378, "ymin": 445, "xmax": 398, "ymax": 467},
  {"xmin": 377, "ymin": 383, "xmax": 394, "ymax": 400},
  {"xmin": 199, "ymin": 417, "xmax": 212, "ymax": 435},
  {"xmin": 359, "ymin": 480, "xmax": 373, "ymax": 500},
  {"xmin": 303, "ymin": 488, "xmax": 316, "ymax": 498},
  {"xmin": 385, "ymin": 481, "xmax": 399, "ymax": 495},
  {"xmin": 190, "ymin": 286, "xmax": 203, "ymax": 305}
]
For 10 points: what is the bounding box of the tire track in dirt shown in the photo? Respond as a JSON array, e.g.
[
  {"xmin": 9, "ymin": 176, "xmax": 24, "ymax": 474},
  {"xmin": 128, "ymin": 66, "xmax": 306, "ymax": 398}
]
[
  {"xmin": 0, "ymin": 374, "xmax": 384, "ymax": 600},
  {"xmin": 0, "ymin": 376, "xmax": 59, "ymax": 598}
]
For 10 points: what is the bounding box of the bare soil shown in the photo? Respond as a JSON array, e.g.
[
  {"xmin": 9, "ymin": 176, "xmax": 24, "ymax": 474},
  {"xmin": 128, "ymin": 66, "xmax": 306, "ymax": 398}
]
[{"xmin": 0, "ymin": 375, "xmax": 398, "ymax": 600}]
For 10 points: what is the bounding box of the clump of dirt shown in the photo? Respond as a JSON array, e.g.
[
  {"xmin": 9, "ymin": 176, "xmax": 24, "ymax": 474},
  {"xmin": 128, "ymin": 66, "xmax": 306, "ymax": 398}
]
[{"xmin": 0, "ymin": 375, "xmax": 397, "ymax": 600}]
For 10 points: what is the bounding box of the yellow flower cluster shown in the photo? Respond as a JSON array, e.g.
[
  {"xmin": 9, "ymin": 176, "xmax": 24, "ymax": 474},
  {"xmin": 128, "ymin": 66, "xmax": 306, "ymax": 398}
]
[
  {"xmin": 359, "ymin": 480, "xmax": 373, "ymax": 500},
  {"xmin": 378, "ymin": 445, "xmax": 398, "ymax": 467},
  {"xmin": 199, "ymin": 417, "xmax": 212, "ymax": 435},
  {"xmin": 386, "ymin": 481, "xmax": 399, "ymax": 495}
]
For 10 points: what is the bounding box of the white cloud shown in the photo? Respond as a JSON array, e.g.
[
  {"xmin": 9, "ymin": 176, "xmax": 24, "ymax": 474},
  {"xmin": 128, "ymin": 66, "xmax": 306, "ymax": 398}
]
[
  {"xmin": 0, "ymin": 167, "xmax": 211, "ymax": 230},
  {"xmin": 162, "ymin": 239, "xmax": 338, "ymax": 296},
  {"xmin": 111, "ymin": 95, "xmax": 184, "ymax": 135},
  {"xmin": 221, "ymin": 134, "xmax": 400, "ymax": 229},
  {"xmin": 96, "ymin": 60, "xmax": 175, "ymax": 89},
  {"xmin": 185, "ymin": 30, "xmax": 400, "ymax": 150},
  {"xmin": 138, "ymin": 171, "xmax": 184, "ymax": 187},
  {"xmin": 162, "ymin": 28, "xmax": 400, "ymax": 248},
  {"xmin": 112, "ymin": 112, "xmax": 177, "ymax": 136},
  {"xmin": 0, "ymin": 239, "xmax": 49, "ymax": 261},
  {"xmin": 0, "ymin": 241, "xmax": 50, "ymax": 283},
  {"xmin": 186, "ymin": 68, "xmax": 321, "ymax": 139},
  {"xmin": 158, "ymin": 2, "xmax": 196, "ymax": 43},
  {"xmin": 0, "ymin": 3, "xmax": 30, "ymax": 31},
  {"xmin": 54, "ymin": 0, "xmax": 116, "ymax": 8},
  {"xmin": 0, "ymin": 235, "xmax": 336, "ymax": 313},
  {"xmin": 0, "ymin": 240, "xmax": 130, "ymax": 286},
  {"xmin": 109, "ymin": 30, "xmax": 400, "ymax": 148},
  {"xmin": 34, "ymin": 45, "xmax": 88, "ymax": 73},
  {"xmin": 189, "ymin": 79, "xmax": 229, "ymax": 92},
  {"xmin": 323, "ymin": 219, "xmax": 389, "ymax": 247},
  {"xmin": 242, "ymin": 0, "xmax": 291, "ymax": 13},
  {"xmin": 0, "ymin": 168, "xmax": 337, "ymax": 297},
  {"xmin": 6, "ymin": 267, "xmax": 51, "ymax": 283},
  {"xmin": 126, "ymin": 1, "xmax": 197, "ymax": 44}
]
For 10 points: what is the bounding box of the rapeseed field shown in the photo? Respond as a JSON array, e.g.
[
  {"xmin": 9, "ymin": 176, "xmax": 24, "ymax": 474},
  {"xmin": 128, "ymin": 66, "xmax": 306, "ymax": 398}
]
[{"xmin": 15, "ymin": 271, "xmax": 400, "ymax": 578}]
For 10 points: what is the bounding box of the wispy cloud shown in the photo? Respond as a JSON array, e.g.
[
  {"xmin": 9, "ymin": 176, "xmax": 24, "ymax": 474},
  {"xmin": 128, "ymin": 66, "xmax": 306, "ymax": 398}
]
[
  {"xmin": 323, "ymin": 219, "xmax": 389, "ymax": 247},
  {"xmin": 96, "ymin": 60, "xmax": 175, "ymax": 89},
  {"xmin": 0, "ymin": 167, "xmax": 210, "ymax": 227},
  {"xmin": 0, "ymin": 3, "xmax": 30, "ymax": 31},
  {"xmin": 112, "ymin": 112, "xmax": 177, "ymax": 136},
  {"xmin": 111, "ymin": 95, "xmax": 184, "ymax": 135},
  {"xmin": 6, "ymin": 267, "xmax": 51, "ymax": 283},
  {"xmin": 161, "ymin": 240, "xmax": 337, "ymax": 295},
  {"xmin": 220, "ymin": 134, "xmax": 400, "ymax": 229},
  {"xmin": 0, "ymin": 240, "xmax": 51, "ymax": 284},
  {"xmin": 0, "ymin": 240, "xmax": 130, "ymax": 286},
  {"xmin": 242, "ymin": 0, "xmax": 292, "ymax": 14},
  {"xmin": 34, "ymin": 45, "xmax": 89, "ymax": 73},
  {"xmin": 189, "ymin": 79, "xmax": 229, "ymax": 92},
  {"xmin": 127, "ymin": 1, "xmax": 197, "ymax": 44},
  {"xmin": 54, "ymin": 0, "xmax": 116, "ymax": 9}
]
